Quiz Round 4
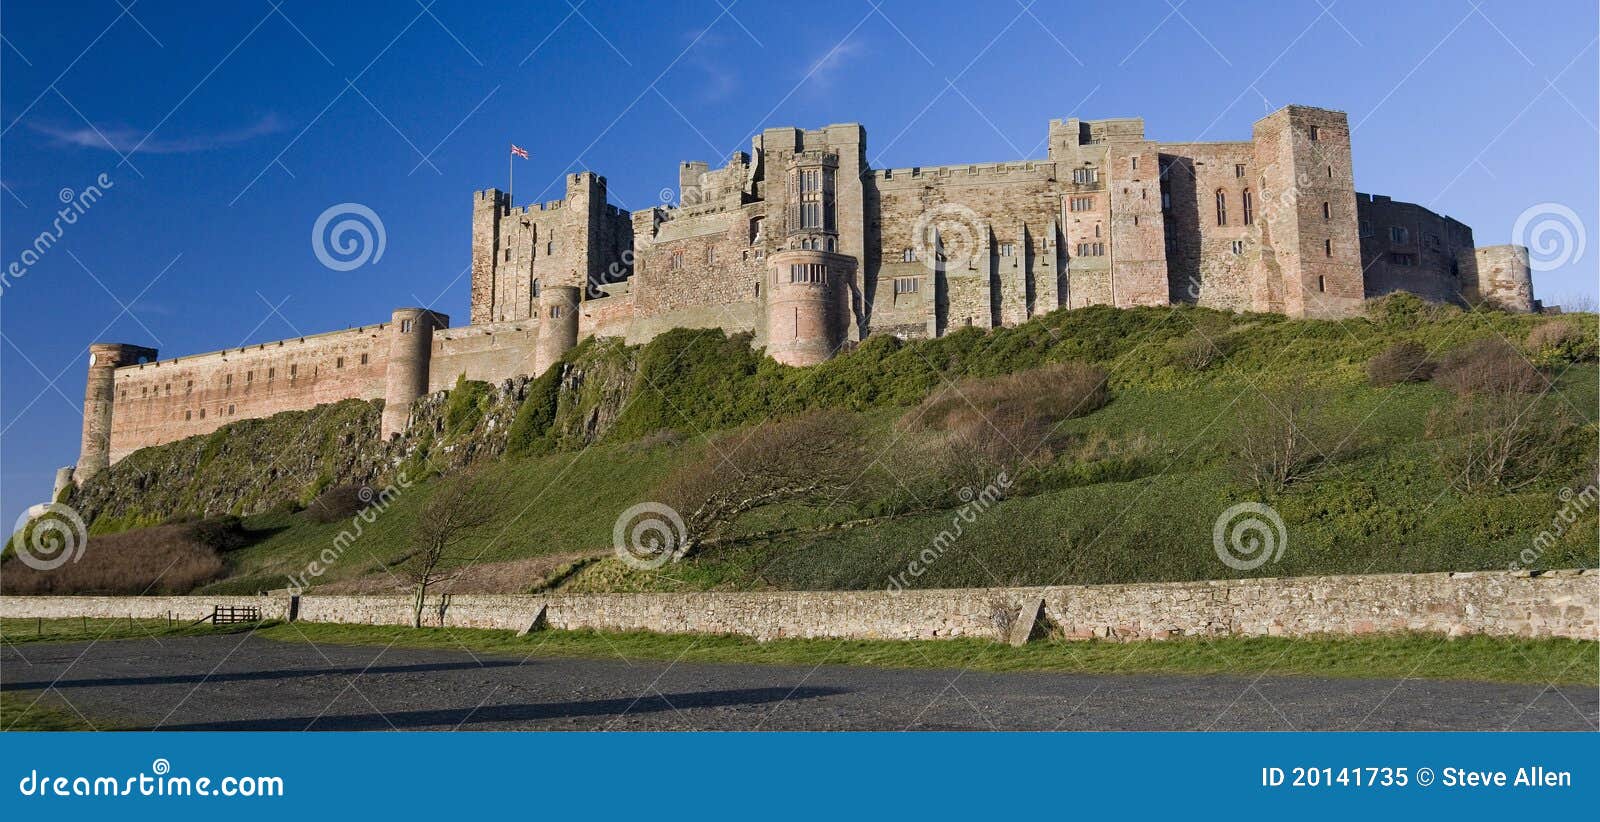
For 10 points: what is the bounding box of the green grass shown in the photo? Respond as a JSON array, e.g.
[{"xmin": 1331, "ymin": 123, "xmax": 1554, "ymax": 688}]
[
  {"xmin": 0, "ymin": 691, "xmax": 104, "ymax": 731},
  {"xmin": 0, "ymin": 617, "xmax": 265, "ymax": 645},
  {"xmin": 259, "ymin": 622, "xmax": 1599, "ymax": 686}
]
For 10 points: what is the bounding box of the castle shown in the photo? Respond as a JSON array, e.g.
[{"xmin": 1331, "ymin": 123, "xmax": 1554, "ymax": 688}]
[{"xmin": 65, "ymin": 104, "xmax": 1538, "ymax": 490}]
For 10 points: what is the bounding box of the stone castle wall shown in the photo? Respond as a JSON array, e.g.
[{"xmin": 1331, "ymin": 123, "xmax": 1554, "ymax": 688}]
[
  {"xmin": 4, "ymin": 570, "xmax": 1593, "ymax": 642},
  {"xmin": 76, "ymin": 104, "xmax": 1538, "ymax": 473}
]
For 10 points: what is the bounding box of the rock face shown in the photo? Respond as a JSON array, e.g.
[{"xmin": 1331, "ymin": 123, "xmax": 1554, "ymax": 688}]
[{"xmin": 70, "ymin": 337, "xmax": 643, "ymax": 529}]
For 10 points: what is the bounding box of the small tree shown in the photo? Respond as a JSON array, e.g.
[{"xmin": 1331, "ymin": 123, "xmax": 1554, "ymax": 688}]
[
  {"xmin": 1427, "ymin": 396, "xmax": 1571, "ymax": 494},
  {"xmin": 400, "ymin": 472, "xmax": 493, "ymax": 627},
  {"xmin": 1231, "ymin": 380, "xmax": 1348, "ymax": 495},
  {"xmin": 1366, "ymin": 341, "xmax": 1434, "ymax": 386}
]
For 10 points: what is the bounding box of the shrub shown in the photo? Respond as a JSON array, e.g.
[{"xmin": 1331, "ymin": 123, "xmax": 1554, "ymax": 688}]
[
  {"xmin": 443, "ymin": 374, "xmax": 493, "ymax": 439},
  {"xmin": 1230, "ymin": 380, "xmax": 1352, "ymax": 495},
  {"xmin": 1168, "ymin": 333, "xmax": 1229, "ymax": 371},
  {"xmin": 303, "ymin": 484, "xmax": 370, "ymax": 523},
  {"xmin": 187, "ymin": 515, "xmax": 249, "ymax": 552},
  {"xmin": 0, "ymin": 523, "xmax": 225, "ymax": 595},
  {"xmin": 1432, "ymin": 338, "xmax": 1545, "ymax": 396},
  {"xmin": 1427, "ymin": 395, "xmax": 1571, "ymax": 494},
  {"xmin": 1525, "ymin": 321, "xmax": 1595, "ymax": 368},
  {"xmin": 505, "ymin": 362, "xmax": 565, "ymax": 458},
  {"xmin": 1366, "ymin": 340, "xmax": 1434, "ymax": 386}
]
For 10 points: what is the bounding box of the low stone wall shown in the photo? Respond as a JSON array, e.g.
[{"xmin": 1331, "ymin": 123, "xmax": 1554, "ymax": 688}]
[{"xmin": 3, "ymin": 570, "xmax": 1594, "ymax": 642}]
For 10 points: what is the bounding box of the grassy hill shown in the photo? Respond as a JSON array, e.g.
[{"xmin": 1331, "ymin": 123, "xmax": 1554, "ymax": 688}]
[{"xmin": 12, "ymin": 296, "xmax": 1597, "ymax": 596}]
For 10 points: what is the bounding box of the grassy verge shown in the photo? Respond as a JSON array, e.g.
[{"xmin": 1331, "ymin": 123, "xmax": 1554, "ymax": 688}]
[
  {"xmin": 259, "ymin": 622, "xmax": 1598, "ymax": 686},
  {"xmin": 0, "ymin": 617, "xmax": 263, "ymax": 645},
  {"xmin": 0, "ymin": 691, "xmax": 105, "ymax": 731}
]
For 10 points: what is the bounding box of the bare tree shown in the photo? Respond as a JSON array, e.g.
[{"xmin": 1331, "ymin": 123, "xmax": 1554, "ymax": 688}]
[
  {"xmin": 1427, "ymin": 395, "xmax": 1571, "ymax": 494},
  {"xmin": 1231, "ymin": 380, "xmax": 1348, "ymax": 495},
  {"xmin": 400, "ymin": 471, "xmax": 494, "ymax": 627},
  {"xmin": 655, "ymin": 410, "xmax": 867, "ymax": 556}
]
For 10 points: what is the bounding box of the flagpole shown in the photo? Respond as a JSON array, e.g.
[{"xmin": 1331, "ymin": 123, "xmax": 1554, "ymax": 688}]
[{"xmin": 508, "ymin": 147, "xmax": 514, "ymax": 205}]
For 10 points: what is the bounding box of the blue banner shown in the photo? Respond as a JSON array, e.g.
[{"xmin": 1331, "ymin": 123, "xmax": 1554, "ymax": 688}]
[{"xmin": 1, "ymin": 732, "xmax": 1592, "ymax": 819}]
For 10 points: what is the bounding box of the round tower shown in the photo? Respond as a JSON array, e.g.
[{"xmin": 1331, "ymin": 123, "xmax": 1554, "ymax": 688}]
[
  {"xmin": 76, "ymin": 342, "xmax": 158, "ymax": 483},
  {"xmin": 534, "ymin": 285, "xmax": 581, "ymax": 375},
  {"xmin": 52, "ymin": 466, "xmax": 76, "ymax": 501},
  {"xmin": 381, "ymin": 308, "xmax": 448, "ymax": 440},
  {"xmin": 765, "ymin": 249, "xmax": 856, "ymax": 366}
]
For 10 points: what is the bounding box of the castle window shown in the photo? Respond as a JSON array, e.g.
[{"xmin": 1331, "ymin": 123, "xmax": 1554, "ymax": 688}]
[
  {"xmin": 707, "ymin": 247, "xmax": 717, "ymax": 266},
  {"xmin": 141, "ymin": 386, "xmax": 147, "ymax": 396},
  {"xmin": 1069, "ymin": 196, "xmax": 1093, "ymax": 212},
  {"xmin": 1093, "ymin": 224, "xmax": 1101, "ymax": 238},
  {"xmin": 1161, "ymin": 192, "xmax": 1171, "ymax": 210},
  {"xmin": 225, "ymin": 374, "xmax": 232, "ymax": 387},
  {"xmin": 1130, "ymin": 157, "xmax": 1138, "ymax": 171},
  {"xmin": 1360, "ymin": 219, "xmax": 1373, "ymax": 237},
  {"xmin": 999, "ymin": 243, "xmax": 1015, "ymax": 257},
  {"xmin": 532, "ymin": 279, "xmax": 540, "ymax": 298},
  {"xmin": 1324, "ymin": 239, "xmax": 1332, "ymax": 257},
  {"xmin": 670, "ymin": 250, "xmax": 684, "ymax": 270},
  {"xmin": 1423, "ymin": 233, "xmax": 1441, "ymax": 251},
  {"xmin": 1075, "ymin": 242, "xmax": 1106, "ymax": 257},
  {"xmin": 504, "ymin": 248, "xmax": 511, "ymax": 262},
  {"xmin": 336, "ymin": 357, "xmax": 345, "ymax": 369},
  {"xmin": 1327, "ymin": 165, "xmax": 1333, "ymax": 178},
  {"xmin": 902, "ymin": 248, "xmax": 915, "ymax": 262},
  {"xmin": 749, "ymin": 217, "xmax": 763, "ymax": 244},
  {"xmin": 1389, "ymin": 253, "xmax": 1418, "ymax": 266},
  {"xmin": 788, "ymin": 263, "xmax": 827, "ymax": 284},
  {"xmin": 1242, "ymin": 190, "xmax": 1253, "ymax": 225},
  {"xmin": 199, "ymin": 409, "xmax": 205, "ymax": 419},
  {"xmin": 1072, "ymin": 167, "xmax": 1098, "ymax": 185},
  {"xmin": 1317, "ymin": 275, "xmax": 1326, "ymax": 292},
  {"xmin": 1231, "ymin": 240, "xmax": 1245, "ymax": 255},
  {"xmin": 1389, "ymin": 226, "xmax": 1409, "ymax": 244},
  {"xmin": 401, "ymin": 319, "xmax": 413, "ymax": 333},
  {"xmin": 1235, "ymin": 163, "xmax": 1246, "ymax": 178},
  {"xmin": 290, "ymin": 364, "xmax": 297, "ymax": 378},
  {"xmin": 186, "ymin": 380, "xmax": 193, "ymax": 393},
  {"xmin": 1215, "ymin": 190, "xmax": 1227, "ymax": 226},
  {"xmin": 228, "ymin": 405, "xmax": 235, "ymax": 416},
  {"xmin": 546, "ymin": 241, "xmax": 553, "ymax": 255},
  {"xmin": 754, "ymin": 281, "xmax": 760, "ymax": 298},
  {"xmin": 892, "ymin": 277, "xmax": 919, "ymax": 295},
  {"xmin": 360, "ymin": 353, "xmax": 369, "ymax": 365},
  {"xmin": 246, "ymin": 371, "xmax": 253, "ymax": 383},
  {"xmin": 268, "ymin": 368, "xmax": 275, "ymax": 380},
  {"xmin": 1322, "ymin": 201, "xmax": 1331, "ymax": 220},
  {"xmin": 826, "ymin": 237, "xmax": 835, "ymax": 252},
  {"xmin": 185, "ymin": 410, "xmax": 191, "ymax": 421}
]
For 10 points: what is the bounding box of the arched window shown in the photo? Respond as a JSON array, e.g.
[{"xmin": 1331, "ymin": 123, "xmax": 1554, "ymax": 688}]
[
  {"xmin": 531, "ymin": 279, "xmax": 540, "ymax": 298},
  {"xmin": 902, "ymin": 248, "xmax": 915, "ymax": 262},
  {"xmin": 1242, "ymin": 189, "xmax": 1253, "ymax": 225},
  {"xmin": 1215, "ymin": 189, "xmax": 1227, "ymax": 226}
]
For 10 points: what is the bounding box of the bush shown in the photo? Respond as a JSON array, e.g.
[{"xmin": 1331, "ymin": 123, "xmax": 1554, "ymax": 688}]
[
  {"xmin": 187, "ymin": 515, "xmax": 248, "ymax": 552},
  {"xmin": 443, "ymin": 374, "xmax": 493, "ymax": 439},
  {"xmin": 0, "ymin": 523, "xmax": 224, "ymax": 595},
  {"xmin": 1230, "ymin": 380, "xmax": 1351, "ymax": 494},
  {"xmin": 1432, "ymin": 338, "xmax": 1546, "ymax": 396},
  {"xmin": 303, "ymin": 484, "xmax": 370, "ymax": 523},
  {"xmin": 1367, "ymin": 340, "xmax": 1434, "ymax": 386},
  {"xmin": 1525, "ymin": 321, "xmax": 1595, "ymax": 368},
  {"xmin": 1168, "ymin": 333, "xmax": 1229, "ymax": 371},
  {"xmin": 505, "ymin": 362, "xmax": 565, "ymax": 458},
  {"xmin": 1427, "ymin": 396, "xmax": 1571, "ymax": 494}
]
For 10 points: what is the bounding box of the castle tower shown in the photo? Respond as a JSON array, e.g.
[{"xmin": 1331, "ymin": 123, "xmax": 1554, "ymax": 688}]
[
  {"xmin": 1251, "ymin": 106, "xmax": 1363, "ymax": 318},
  {"xmin": 534, "ymin": 285, "xmax": 581, "ymax": 374},
  {"xmin": 1460, "ymin": 245, "xmax": 1535, "ymax": 312},
  {"xmin": 380, "ymin": 308, "xmax": 448, "ymax": 439},
  {"xmin": 470, "ymin": 188, "xmax": 509, "ymax": 325},
  {"xmin": 52, "ymin": 466, "xmax": 75, "ymax": 501},
  {"xmin": 76, "ymin": 342, "xmax": 158, "ymax": 483},
  {"xmin": 766, "ymin": 249, "xmax": 856, "ymax": 366}
]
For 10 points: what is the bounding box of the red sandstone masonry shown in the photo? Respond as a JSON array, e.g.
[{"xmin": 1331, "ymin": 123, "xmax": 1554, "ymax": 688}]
[{"xmin": 4, "ymin": 571, "xmax": 1592, "ymax": 643}]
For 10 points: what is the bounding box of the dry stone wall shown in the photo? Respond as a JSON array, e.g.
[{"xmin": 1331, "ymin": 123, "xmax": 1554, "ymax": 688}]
[{"xmin": 6, "ymin": 570, "xmax": 1593, "ymax": 643}]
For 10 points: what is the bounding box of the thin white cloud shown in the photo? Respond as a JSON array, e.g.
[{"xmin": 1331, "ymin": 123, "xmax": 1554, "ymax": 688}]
[
  {"xmin": 29, "ymin": 113, "xmax": 286, "ymax": 154},
  {"xmin": 805, "ymin": 38, "xmax": 864, "ymax": 88}
]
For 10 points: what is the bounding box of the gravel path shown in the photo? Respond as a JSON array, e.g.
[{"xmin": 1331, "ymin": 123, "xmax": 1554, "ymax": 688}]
[{"xmin": 2, "ymin": 634, "xmax": 1593, "ymax": 731}]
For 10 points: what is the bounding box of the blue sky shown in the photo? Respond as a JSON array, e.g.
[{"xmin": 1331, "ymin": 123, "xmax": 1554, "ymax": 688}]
[{"xmin": 2, "ymin": 0, "xmax": 1596, "ymax": 524}]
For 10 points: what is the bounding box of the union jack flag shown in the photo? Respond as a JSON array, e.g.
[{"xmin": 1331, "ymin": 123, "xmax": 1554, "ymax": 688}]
[{"xmin": 510, "ymin": 144, "xmax": 529, "ymax": 159}]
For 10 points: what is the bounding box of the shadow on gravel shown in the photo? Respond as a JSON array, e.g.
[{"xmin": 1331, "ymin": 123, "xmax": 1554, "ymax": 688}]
[
  {"xmin": 4, "ymin": 659, "xmax": 526, "ymax": 691},
  {"xmin": 156, "ymin": 686, "xmax": 849, "ymax": 730}
]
